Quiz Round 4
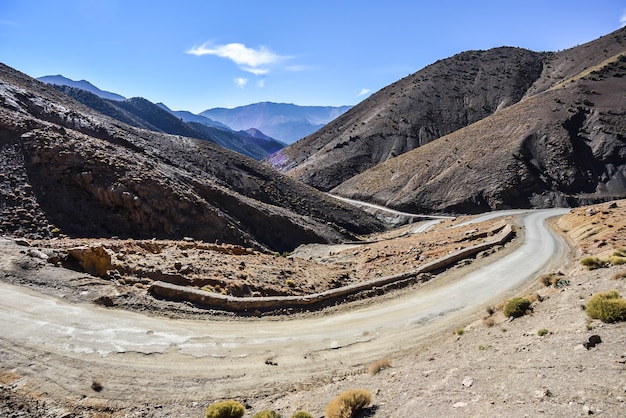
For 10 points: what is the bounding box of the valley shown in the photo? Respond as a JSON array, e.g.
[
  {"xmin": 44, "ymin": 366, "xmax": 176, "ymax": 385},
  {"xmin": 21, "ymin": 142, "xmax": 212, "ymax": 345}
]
[{"xmin": 1, "ymin": 24, "xmax": 625, "ymax": 418}]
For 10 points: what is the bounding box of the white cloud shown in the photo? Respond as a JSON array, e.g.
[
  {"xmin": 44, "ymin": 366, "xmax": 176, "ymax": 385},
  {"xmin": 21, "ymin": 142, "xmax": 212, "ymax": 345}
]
[
  {"xmin": 621, "ymin": 11, "xmax": 626, "ymax": 27},
  {"xmin": 357, "ymin": 88, "xmax": 371, "ymax": 97},
  {"xmin": 187, "ymin": 42, "xmax": 286, "ymax": 75},
  {"xmin": 234, "ymin": 77, "xmax": 248, "ymax": 88},
  {"xmin": 257, "ymin": 79, "xmax": 265, "ymax": 88}
]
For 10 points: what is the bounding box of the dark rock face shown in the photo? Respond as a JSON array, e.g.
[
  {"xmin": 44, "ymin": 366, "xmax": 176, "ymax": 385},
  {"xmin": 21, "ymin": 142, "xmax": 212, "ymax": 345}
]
[
  {"xmin": 272, "ymin": 47, "xmax": 546, "ymax": 191},
  {"xmin": 275, "ymin": 27, "xmax": 626, "ymax": 213},
  {"xmin": 0, "ymin": 64, "xmax": 383, "ymax": 251}
]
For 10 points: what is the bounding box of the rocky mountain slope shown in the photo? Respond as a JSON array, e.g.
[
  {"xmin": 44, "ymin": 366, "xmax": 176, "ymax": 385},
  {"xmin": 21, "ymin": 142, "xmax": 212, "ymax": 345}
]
[
  {"xmin": 201, "ymin": 102, "xmax": 352, "ymax": 144},
  {"xmin": 273, "ymin": 27, "xmax": 626, "ymax": 213},
  {"xmin": 0, "ymin": 63, "xmax": 383, "ymax": 252},
  {"xmin": 49, "ymin": 85, "xmax": 284, "ymax": 160}
]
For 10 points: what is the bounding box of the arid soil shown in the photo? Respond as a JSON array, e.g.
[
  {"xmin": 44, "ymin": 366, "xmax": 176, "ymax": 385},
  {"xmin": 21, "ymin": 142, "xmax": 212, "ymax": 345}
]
[
  {"xmin": 3, "ymin": 215, "xmax": 507, "ymax": 317},
  {"xmin": 1, "ymin": 202, "xmax": 625, "ymax": 417}
]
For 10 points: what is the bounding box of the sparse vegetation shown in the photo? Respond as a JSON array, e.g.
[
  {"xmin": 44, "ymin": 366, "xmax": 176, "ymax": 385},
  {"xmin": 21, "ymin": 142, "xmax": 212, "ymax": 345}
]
[
  {"xmin": 537, "ymin": 328, "xmax": 549, "ymax": 336},
  {"xmin": 325, "ymin": 389, "xmax": 372, "ymax": 418},
  {"xmin": 253, "ymin": 411, "xmax": 281, "ymax": 418},
  {"xmin": 503, "ymin": 297, "xmax": 532, "ymax": 318},
  {"xmin": 478, "ymin": 344, "xmax": 492, "ymax": 350},
  {"xmin": 611, "ymin": 270, "xmax": 626, "ymax": 280},
  {"xmin": 580, "ymin": 256, "xmax": 607, "ymax": 270},
  {"xmin": 285, "ymin": 279, "xmax": 296, "ymax": 288},
  {"xmin": 585, "ymin": 290, "xmax": 626, "ymax": 323},
  {"xmin": 205, "ymin": 400, "xmax": 245, "ymax": 418},
  {"xmin": 369, "ymin": 357, "xmax": 392, "ymax": 375},
  {"xmin": 455, "ymin": 328, "xmax": 464, "ymax": 335},
  {"xmin": 291, "ymin": 412, "xmax": 313, "ymax": 418}
]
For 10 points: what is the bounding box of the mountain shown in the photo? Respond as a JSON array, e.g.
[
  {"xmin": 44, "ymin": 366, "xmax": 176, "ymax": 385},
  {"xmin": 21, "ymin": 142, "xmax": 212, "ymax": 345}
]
[
  {"xmin": 273, "ymin": 27, "xmax": 626, "ymax": 213},
  {"xmin": 201, "ymin": 102, "xmax": 352, "ymax": 144},
  {"xmin": 156, "ymin": 102, "xmax": 231, "ymax": 130},
  {"xmin": 0, "ymin": 63, "xmax": 383, "ymax": 251},
  {"xmin": 50, "ymin": 85, "xmax": 284, "ymax": 160},
  {"xmin": 38, "ymin": 74, "xmax": 126, "ymax": 101}
]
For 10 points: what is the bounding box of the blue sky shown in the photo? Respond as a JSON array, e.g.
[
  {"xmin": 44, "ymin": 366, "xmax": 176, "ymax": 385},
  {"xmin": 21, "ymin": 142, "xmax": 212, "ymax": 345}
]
[{"xmin": 1, "ymin": 1, "xmax": 625, "ymax": 113}]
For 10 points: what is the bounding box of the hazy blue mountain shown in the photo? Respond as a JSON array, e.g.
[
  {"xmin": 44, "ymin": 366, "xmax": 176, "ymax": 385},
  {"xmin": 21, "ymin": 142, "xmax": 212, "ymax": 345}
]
[
  {"xmin": 156, "ymin": 103, "xmax": 231, "ymax": 130},
  {"xmin": 200, "ymin": 102, "xmax": 352, "ymax": 144},
  {"xmin": 38, "ymin": 75, "xmax": 126, "ymax": 101},
  {"xmin": 50, "ymin": 85, "xmax": 284, "ymax": 160}
]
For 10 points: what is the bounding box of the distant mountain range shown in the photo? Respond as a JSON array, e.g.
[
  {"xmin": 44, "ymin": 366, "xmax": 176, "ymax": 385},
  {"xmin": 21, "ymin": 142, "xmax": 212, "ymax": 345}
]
[
  {"xmin": 37, "ymin": 75, "xmax": 349, "ymax": 150},
  {"xmin": 38, "ymin": 80, "xmax": 285, "ymax": 160},
  {"xmin": 201, "ymin": 102, "xmax": 352, "ymax": 144}
]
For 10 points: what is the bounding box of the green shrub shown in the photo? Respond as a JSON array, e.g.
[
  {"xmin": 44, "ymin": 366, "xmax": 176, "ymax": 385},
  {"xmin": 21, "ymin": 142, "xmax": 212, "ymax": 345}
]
[
  {"xmin": 455, "ymin": 328, "xmax": 464, "ymax": 335},
  {"xmin": 291, "ymin": 412, "xmax": 313, "ymax": 418},
  {"xmin": 253, "ymin": 411, "xmax": 281, "ymax": 418},
  {"xmin": 325, "ymin": 389, "xmax": 372, "ymax": 418},
  {"xmin": 609, "ymin": 256, "xmax": 626, "ymax": 265},
  {"xmin": 503, "ymin": 297, "xmax": 531, "ymax": 318},
  {"xmin": 537, "ymin": 328, "xmax": 549, "ymax": 336},
  {"xmin": 580, "ymin": 256, "xmax": 607, "ymax": 270},
  {"xmin": 586, "ymin": 290, "xmax": 626, "ymax": 323},
  {"xmin": 612, "ymin": 247, "xmax": 626, "ymax": 257},
  {"xmin": 205, "ymin": 400, "xmax": 245, "ymax": 418}
]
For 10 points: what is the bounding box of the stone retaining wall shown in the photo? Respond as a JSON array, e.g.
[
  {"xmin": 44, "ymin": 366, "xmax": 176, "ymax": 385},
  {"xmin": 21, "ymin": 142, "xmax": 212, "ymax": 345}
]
[{"xmin": 148, "ymin": 225, "xmax": 514, "ymax": 312}]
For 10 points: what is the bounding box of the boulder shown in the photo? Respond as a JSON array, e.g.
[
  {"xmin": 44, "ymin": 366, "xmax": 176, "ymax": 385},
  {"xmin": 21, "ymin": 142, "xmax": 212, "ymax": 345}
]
[{"xmin": 67, "ymin": 245, "xmax": 114, "ymax": 276}]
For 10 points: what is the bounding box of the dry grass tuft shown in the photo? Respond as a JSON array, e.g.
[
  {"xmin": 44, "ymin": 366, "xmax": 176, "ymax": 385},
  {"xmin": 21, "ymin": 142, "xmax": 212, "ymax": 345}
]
[
  {"xmin": 483, "ymin": 317, "xmax": 496, "ymax": 327},
  {"xmin": 368, "ymin": 357, "xmax": 392, "ymax": 375},
  {"xmin": 586, "ymin": 290, "xmax": 626, "ymax": 323},
  {"xmin": 325, "ymin": 389, "xmax": 372, "ymax": 418},
  {"xmin": 611, "ymin": 269, "xmax": 626, "ymax": 280}
]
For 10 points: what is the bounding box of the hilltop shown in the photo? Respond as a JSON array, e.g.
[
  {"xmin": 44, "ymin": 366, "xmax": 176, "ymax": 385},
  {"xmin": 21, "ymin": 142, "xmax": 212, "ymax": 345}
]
[{"xmin": 272, "ymin": 27, "xmax": 626, "ymax": 213}]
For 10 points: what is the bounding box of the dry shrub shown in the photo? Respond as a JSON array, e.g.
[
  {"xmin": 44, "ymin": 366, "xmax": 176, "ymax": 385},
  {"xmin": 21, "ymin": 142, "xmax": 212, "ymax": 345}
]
[
  {"xmin": 611, "ymin": 270, "xmax": 626, "ymax": 280},
  {"xmin": 503, "ymin": 297, "xmax": 531, "ymax": 318},
  {"xmin": 539, "ymin": 272, "xmax": 563, "ymax": 286},
  {"xmin": 494, "ymin": 300, "xmax": 507, "ymax": 311},
  {"xmin": 368, "ymin": 358, "xmax": 391, "ymax": 375},
  {"xmin": 581, "ymin": 256, "xmax": 607, "ymax": 270},
  {"xmin": 483, "ymin": 317, "xmax": 496, "ymax": 327},
  {"xmin": 586, "ymin": 290, "xmax": 626, "ymax": 323},
  {"xmin": 291, "ymin": 412, "xmax": 313, "ymax": 418},
  {"xmin": 325, "ymin": 389, "xmax": 372, "ymax": 418},
  {"xmin": 205, "ymin": 400, "xmax": 245, "ymax": 418},
  {"xmin": 526, "ymin": 293, "xmax": 538, "ymax": 303},
  {"xmin": 609, "ymin": 255, "xmax": 626, "ymax": 265}
]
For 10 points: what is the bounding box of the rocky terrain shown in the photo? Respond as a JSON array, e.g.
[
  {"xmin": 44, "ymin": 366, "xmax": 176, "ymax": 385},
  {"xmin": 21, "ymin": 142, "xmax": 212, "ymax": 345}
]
[
  {"xmin": 272, "ymin": 27, "xmax": 626, "ymax": 213},
  {"xmin": 49, "ymin": 85, "xmax": 285, "ymax": 160},
  {"xmin": 0, "ymin": 201, "xmax": 625, "ymax": 417},
  {"xmin": 0, "ymin": 62, "xmax": 384, "ymax": 252}
]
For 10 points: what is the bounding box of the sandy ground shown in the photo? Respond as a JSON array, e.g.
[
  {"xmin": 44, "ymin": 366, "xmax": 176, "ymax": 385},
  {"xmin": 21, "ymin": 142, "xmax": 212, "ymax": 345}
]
[{"xmin": 0, "ymin": 202, "xmax": 625, "ymax": 417}]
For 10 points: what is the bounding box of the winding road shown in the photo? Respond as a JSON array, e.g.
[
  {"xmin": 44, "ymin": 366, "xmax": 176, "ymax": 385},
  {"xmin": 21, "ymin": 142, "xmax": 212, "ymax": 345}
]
[{"xmin": 0, "ymin": 208, "xmax": 570, "ymax": 402}]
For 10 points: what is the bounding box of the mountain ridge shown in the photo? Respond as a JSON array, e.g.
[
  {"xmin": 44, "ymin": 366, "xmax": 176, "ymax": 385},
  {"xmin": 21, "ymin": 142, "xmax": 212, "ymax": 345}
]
[
  {"xmin": 273, "ymin": 27, "xmax": 626, "ymax": 213},
  {"xmin": 37, "ymin": 74, "xmax": 126, "ymax": 101},
  {"xmin": 1, "ymin": 63, "xmax": 383, "ymax": 251},
  {"xmin": 48, "ymin": 85, "xmax": 284, "ymax": 160},
  {"xmin": 201, "ymin": 102, "xmax": 352, "ymax": 144}
]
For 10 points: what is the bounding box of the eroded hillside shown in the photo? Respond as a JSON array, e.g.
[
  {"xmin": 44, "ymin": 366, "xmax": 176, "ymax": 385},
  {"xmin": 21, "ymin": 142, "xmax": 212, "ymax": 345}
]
[
  {"xmin": 0, "ymin": 64, "xmax": 383, "ymax": 252},
  {"xmin": 273, "ymin": 27, "xmax": 626, "ymax": 213}
]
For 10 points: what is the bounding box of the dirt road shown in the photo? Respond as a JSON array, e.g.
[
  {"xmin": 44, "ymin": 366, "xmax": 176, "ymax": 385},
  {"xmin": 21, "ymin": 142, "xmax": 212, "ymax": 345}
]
[{"xmin": 0, "ymin": 209, "xmax": 570, "ymax": 410}]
